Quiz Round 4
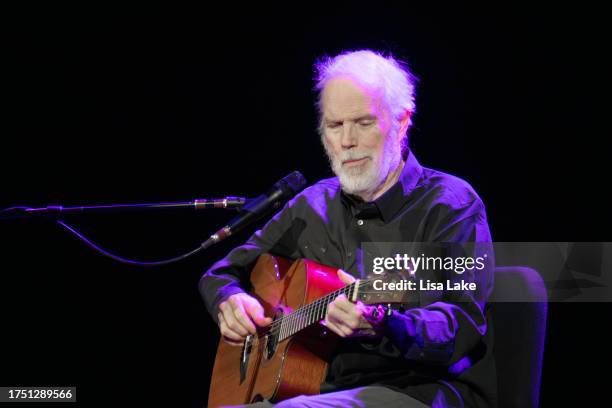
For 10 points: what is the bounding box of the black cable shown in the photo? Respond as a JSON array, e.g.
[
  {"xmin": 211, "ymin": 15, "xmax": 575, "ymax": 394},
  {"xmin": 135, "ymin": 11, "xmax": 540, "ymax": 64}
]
[
  {"xmin": 57, "ymin": 220, "xmax": 205, "ymax": 266},
  {"xmin": 1, "ymin": 205, "xmax": 213, "ymax": 266},
  {"xmin": 0, "ymin": 206, "xmax": 30, "ymax": 214}
]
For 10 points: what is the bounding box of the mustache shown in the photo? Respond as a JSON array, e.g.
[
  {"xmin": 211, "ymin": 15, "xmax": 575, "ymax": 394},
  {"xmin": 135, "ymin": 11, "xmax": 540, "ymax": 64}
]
[
  {"xmin": 337, "ymin": 151, "xmax": 372, "ymax": 163},
  {"xmin": 321, "ymin": 138, "xmax": 373, "ymax": 169}
]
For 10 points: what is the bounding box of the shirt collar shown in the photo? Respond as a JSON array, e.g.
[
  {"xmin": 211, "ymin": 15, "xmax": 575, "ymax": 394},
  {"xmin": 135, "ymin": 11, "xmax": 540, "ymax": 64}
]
[{"xmin": 341, "ymin": 150, "xmax": 424, "ymax": 223}]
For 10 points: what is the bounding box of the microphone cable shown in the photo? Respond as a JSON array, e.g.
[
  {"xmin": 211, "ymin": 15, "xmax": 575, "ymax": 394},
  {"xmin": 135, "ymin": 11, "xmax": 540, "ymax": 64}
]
[
  {"xmin": 2, "ymin": 206, "xmax": 209, "ymax": 266},
  {"xmin": 57, "ymin": 220, "xmax": 206, "ymax": 266},
  {"xmin": 1, "ymin": 171, "xmax": 307, "ymax": 266}
]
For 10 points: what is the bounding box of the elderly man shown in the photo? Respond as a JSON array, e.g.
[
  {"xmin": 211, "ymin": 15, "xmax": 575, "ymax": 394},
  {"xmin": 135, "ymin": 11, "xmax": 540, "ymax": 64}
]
[{"xmin": 199, "ymin": 50, "xmax": 495, "ymax": 408}]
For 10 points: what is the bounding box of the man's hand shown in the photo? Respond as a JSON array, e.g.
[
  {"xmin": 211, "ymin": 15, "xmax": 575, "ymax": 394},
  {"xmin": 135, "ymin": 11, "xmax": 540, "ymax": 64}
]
[
  {"xmin": 218, "ymin": 293, "xmax": 272, "ymax": 346},
  {"xmin": 323, "ymin": 269, "xmax": 379, "ymax": 338}
]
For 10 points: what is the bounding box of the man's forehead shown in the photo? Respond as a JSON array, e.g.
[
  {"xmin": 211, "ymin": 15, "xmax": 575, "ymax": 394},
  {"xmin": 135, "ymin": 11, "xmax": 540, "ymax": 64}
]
[{"xmin": 322, "ymin": 76, "xmax": 381, "ymax": 119}]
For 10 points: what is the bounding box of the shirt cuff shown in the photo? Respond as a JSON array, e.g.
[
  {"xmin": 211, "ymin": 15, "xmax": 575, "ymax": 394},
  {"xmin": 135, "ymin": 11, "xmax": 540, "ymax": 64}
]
[{"xmin": 385, "ymin": 309, "xmax": 455, "ymax": 363}]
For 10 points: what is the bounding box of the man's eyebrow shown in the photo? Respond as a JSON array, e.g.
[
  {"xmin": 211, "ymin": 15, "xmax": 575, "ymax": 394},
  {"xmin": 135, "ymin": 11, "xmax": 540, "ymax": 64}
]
[
  {"xmin": 324, "ymin": 117, "xmax": 342, "ymax": 123},
  {"xmin": 325, "ymin": 114, "xmax": 376, "ymax": 123},
  {"xmin": 353, "ymin": 114, "xmax": 376, "ymax": 121}
]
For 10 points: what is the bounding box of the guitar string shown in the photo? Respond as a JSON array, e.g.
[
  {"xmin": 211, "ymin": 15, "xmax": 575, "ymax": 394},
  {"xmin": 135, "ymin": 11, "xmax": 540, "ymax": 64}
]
[
  {"xmin": 257, "ymin": 283, "xmax": 352, "ymax": 339},
  {"xmin": 255, "ymin": 284, "xmax": 354, "ymax": 335},
  {"xmin": 254, "ymin": 278, "xmax": 378, "ymax": 341},
  {"xmin": 255, "ymin": 285, "xmax": 352, "ymax": 340},
  {"xmin": 257, "ymin": 274, "xmax": 410, "ymax": 340},
  {"xmin": 272, "ymin": 275, "xmax": 412, "ymax": 339}
]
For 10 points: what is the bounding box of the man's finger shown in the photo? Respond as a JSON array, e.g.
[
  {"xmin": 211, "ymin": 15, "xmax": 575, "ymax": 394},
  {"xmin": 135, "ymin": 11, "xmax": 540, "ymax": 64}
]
[
  {"xmin": 330, "ymin": 295, "xmax": 364, "ymax": 321},
  {"xmin": 323, "ymin": 317, "xmax": 352, "ymax": 337},
  {"xmin": 218, "ymin": 313, "xmax": 246, "ymax": 344},
  {"xmin": 328, "ymin": 304, "xmax": 361, "ymax": 330},
  {"xmin": 222, "ymin": 307, "xmax": 250, "ymax": 337},
  {"xmin": 332, "ymin": 294, "xmax": 363, "ymax": 319},
  {"xmin": 337, "ymin": 269, "xmax": 356, "ymax": 284},
  {"xmin": 245, "ymin": 301, "xmax": 272, "ymax": 327},
  {"xmin": 222, "ymin": 336, "xmax": 245, "ymax": 347},
  {"xmin": 232, "ymin": 304, "xmax": 257, "ymax": 334},
  {"xmin": 219, "ymin": 313, "xmax": 244, "ymax": 340}
]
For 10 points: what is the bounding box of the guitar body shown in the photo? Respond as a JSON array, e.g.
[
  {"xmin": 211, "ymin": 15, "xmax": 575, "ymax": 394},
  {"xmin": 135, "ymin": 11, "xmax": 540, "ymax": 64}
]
[{"xmin": 208, "ymin": 254, "xmax": 346, "ymax": 407}]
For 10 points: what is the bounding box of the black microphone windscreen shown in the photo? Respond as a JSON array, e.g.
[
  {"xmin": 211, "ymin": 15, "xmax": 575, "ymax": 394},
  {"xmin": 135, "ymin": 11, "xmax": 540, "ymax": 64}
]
[{"xmin": 277, "ymin": 171, "xmax": 307, "ymax": 197}]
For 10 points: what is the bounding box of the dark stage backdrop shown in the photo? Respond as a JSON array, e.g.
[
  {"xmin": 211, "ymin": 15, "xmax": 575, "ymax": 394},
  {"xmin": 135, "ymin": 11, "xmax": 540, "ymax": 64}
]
[{"xmin": 1, "ymin": 4, "xmax": 610, "ymax": 407}]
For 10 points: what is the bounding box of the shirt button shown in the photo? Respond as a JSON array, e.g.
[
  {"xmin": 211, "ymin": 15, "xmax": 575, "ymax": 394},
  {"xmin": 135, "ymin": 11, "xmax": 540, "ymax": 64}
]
[{"xmin": 357, "ymin": 219, "xmax": 364, "ymax": 226}]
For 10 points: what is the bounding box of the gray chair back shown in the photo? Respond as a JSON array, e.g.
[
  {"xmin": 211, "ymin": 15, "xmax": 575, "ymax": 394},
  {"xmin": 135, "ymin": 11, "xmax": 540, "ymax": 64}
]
[{"xmin": 490, "ymin": 266, "xmax": 547, "ymax": 408}]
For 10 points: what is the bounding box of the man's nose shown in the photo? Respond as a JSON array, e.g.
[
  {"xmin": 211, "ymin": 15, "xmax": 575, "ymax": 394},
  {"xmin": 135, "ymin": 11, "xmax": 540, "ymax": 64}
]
[{"xmin": 340, "ymin": 123, "xmax": 358, "ymax": 149}]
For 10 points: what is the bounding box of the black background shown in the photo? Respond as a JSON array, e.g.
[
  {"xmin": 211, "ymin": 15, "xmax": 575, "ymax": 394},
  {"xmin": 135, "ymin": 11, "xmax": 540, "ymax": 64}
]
[{"xmin": 1, "ymin": 3, "xmax": 610, "ymax": 407}]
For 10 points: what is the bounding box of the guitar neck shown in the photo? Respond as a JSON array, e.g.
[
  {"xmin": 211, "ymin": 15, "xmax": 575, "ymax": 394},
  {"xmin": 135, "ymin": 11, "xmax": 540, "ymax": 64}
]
[{"xmin": 275, "ymin": 280, "xmax": 360, "ymax": 342}]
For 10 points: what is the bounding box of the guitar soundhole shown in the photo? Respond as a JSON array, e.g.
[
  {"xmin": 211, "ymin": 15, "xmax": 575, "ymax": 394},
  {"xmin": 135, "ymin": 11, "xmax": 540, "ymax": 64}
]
[
  {"xmin": 265, "ymin": 333, "xmax": 278, "ymax": 360},
  {"xmin": 264, "ymin": 308, "xmax": 283, "ymax": 360}
]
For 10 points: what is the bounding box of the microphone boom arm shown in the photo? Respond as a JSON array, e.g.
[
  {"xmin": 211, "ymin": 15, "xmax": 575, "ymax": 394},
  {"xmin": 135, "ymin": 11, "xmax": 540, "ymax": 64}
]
[
  {"xmin": 0, "ymin": 197, "xmax": 248, "ymax": 220},
  {"xmin": 1, "ymin": 171, "xmax": 307, "ymax": 266}
]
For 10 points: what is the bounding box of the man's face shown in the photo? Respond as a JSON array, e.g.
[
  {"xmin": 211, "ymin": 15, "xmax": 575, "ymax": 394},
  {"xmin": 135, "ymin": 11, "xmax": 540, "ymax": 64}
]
[{"xmin": 321, "ymin": 76, "xmax": 402, "ymax": 198}]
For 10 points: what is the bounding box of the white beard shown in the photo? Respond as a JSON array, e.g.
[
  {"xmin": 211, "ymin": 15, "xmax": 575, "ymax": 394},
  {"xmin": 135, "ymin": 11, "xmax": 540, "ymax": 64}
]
[{"xmin": 323, "ymin": 135, "xmax": 402, "ymax": 199}]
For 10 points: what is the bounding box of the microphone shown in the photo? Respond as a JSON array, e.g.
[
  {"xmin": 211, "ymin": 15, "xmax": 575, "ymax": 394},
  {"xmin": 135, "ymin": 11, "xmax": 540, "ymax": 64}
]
[
  {"xmin": 194, "ymin": 197, "xmax": 247, "ymax": 209},
  {"xmin": 202, "ymin": 171, "xmax": 307, "ymax": 248},
  {"xmin": 0, "ymin": 172, "xmax": 307, "ymax": 266}
]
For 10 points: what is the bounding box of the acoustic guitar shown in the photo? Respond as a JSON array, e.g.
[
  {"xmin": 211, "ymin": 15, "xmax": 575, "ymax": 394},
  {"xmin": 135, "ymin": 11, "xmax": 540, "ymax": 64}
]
[{"xmin": 208, "ymin": 253, "xmax": 411, "ymax": 407}]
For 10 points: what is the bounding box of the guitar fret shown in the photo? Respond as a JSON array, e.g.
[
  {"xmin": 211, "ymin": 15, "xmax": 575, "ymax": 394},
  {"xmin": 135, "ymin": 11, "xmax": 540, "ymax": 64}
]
[
  {"xmin": 274, "ymin": 281, "xmax": 366, "ymax": 342},
  {"xmin": 309, "ymin": 303, "xmax": 313, "ymax": 326},
  {"xmin": 296, "ymin": 311, "xmax": 301, "ymax": 335}
]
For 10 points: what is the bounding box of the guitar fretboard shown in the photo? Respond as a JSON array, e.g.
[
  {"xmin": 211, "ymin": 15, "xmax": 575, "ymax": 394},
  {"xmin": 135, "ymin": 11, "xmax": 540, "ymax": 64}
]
[{"xmin": 268, "ymin": 281, "xmax": 358, "ymax": 342}]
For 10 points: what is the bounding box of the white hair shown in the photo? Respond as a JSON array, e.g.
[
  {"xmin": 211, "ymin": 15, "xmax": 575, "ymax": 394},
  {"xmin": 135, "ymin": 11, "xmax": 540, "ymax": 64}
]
[{"xmin": 314, "ymin": 49, "xmax": 417, "ymax": 154}]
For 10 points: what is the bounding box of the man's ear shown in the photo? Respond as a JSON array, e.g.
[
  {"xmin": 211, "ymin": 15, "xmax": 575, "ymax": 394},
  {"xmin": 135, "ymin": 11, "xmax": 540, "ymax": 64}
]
[{"xmin": 396, "ymin": 110, "xmax": 412, "ymax": 144}]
